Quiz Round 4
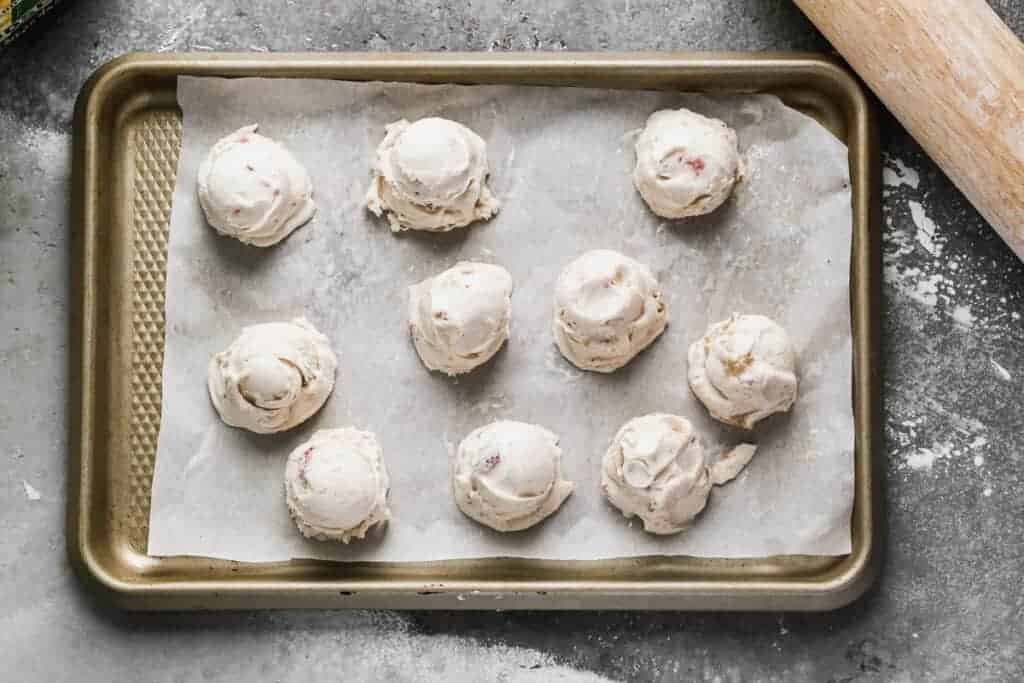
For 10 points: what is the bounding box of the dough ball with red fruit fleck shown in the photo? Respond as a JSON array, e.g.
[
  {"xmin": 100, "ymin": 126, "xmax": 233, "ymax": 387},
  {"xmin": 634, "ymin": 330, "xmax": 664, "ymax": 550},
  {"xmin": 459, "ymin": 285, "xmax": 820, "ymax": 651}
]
[{"xmin": 633, "ymin": 108, "xmax": 741, "ymax": 219}]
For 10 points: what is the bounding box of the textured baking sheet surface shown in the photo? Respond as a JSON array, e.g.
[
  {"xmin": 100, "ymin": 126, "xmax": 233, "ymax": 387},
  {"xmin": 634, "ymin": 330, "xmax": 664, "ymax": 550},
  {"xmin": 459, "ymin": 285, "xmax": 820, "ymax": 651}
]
[
  {"xmin": 126, "ymin": 110, "xmax": 182, "ymax": 551},
  {"xmin": 147, "ymin": 76, "xmax": 855, "ymax": 563}
]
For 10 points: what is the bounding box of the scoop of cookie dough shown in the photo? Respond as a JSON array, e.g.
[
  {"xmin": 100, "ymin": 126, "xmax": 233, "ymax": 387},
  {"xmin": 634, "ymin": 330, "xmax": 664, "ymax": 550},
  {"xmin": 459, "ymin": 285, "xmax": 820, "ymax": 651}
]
[
  {"xmin": 365, "ymin": 117, "xmax": 499, "ymax": 232},
  {"xmin": 601, "ymin": 413, "xmax": 757, "ymax": 535},
  {"xmin": 452, "ymin": 421, "xmax": 574, "ymax": 532},
  {"xmin": 633, "ymin": 108, "xmax": 741, "ymax": 219},
  {"xmin": 285, "ymin": 428, "xmax": 391, "ymax": 543},
  {"xmin": 688, "ymin": 313, "xmax": 798, "ymax": 429},
  {"xmin": 553, "ymin": 249, "xmax": 667, "ymax": 373},
  {"xmin": 207, "ymin": 318, "xmax": 337, "ymax": 434},
  {"xmin": 197, "ymin": 124, "xmax": 316, "ymax": 246},
  {"xmin": 409, "ymin": 261, "xmax": 513, "ymax": 376}
]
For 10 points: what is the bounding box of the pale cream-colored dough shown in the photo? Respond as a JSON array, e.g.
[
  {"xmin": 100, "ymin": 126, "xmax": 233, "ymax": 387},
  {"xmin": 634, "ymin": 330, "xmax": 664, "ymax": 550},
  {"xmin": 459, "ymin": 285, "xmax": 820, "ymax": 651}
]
[
  {"xmin": 365, "ymin": 117, "xmax": 499, "ymax": 232},
  {"xmin": 284, "ymin": 428, "xmax": 391, "ymax": 543},
  {"xmin": 601, "ymin": 413, "xmax": 757, "ymax": 535},
  {"xmin": 452, "ymin": 421, "xmax": 574, "ymax": 532},
  {"xmin": 553, "ymin": 249, "xmax": 667, "ymax": 373},
  {"xmin": 408, "ymin": 262, "xmax": 513, "ymax": 376},
  {"xmin": 688, "ymin": 313, "xmax": 798, "ymax": 429},
  {"xmin": 207, "ymin": 318, "xmax": 337, "ymax": 434},
  {"xmin": 197, "ymin": 124, "xmax": 316, "ymax": 246},
  {"xmin": 633, "ymin": 108, "xmax": 741, "ymax": 219}
]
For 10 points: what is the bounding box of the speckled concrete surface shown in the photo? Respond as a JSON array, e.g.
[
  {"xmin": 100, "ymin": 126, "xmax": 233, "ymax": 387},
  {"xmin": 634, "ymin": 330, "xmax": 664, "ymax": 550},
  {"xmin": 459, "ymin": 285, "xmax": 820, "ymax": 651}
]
[{"xmin": 2, "ymin": 1, "xmax": 1023, "ymax": 681}]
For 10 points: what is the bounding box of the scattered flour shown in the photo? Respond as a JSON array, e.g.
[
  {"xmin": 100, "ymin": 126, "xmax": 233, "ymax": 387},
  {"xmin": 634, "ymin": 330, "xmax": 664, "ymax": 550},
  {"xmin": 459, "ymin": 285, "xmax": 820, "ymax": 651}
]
[
  {"xmin": 884, "ymin": 225, "xmax": 915, "ymax": 262},
  {"xmin": 951, "ymin": 305, "xmax": 975, "ymax": 328},
  {"xmin": 904, "ymin": 448, "xmax": 940, "ymax": 471},
  {"xmin": 910, "ymin": 273, "xmax": 943, "ymax": 307},
  {"xmin": 0, "ymin": 111, "xmax": 67, "ymax": 171},
  {"xmin": 883, "ymin": 157, "xmax": 921, "ymax": 190},
  {"xmin": 885, "ymin": 264, "xmax": 944, "ymax": 308},
  {"xmin": 6, "ymin": 602, "xmax": 613, "ymax": 681},
  {"xmin": 343, "ymin": 615, "xmax": 614, "ymax": 682},
  {"xmin": 883, "ymin": 209, "xmax": 951, "ymax": 313},
  {"xmin": 884, "ymin": 191, "xmax": 1022, "ymax": 335},
  {"xmin": 22, "ymin": 481, "xmax": 41, "ymax": 501},
  {"xmin": 156, "ymin": 6, "xmax": 209, "ymax": 51},
  {"xmin": 902, "ymin": 442, "xmax": 954, "ymax": 471},
  {"xmin": 989, "ymin": 358, "xmax": 1012, "ymax": 381},
  {"xmin": 894, "ymin": 398, "xmax": 993, "ymax": 477},
  {"xmin": 909, "ymin": 200, "xmax": 941, "ymax": 256}
]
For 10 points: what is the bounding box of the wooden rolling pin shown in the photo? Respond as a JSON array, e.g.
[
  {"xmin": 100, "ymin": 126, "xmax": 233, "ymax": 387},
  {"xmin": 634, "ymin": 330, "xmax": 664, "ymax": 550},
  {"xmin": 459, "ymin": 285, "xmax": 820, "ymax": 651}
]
[{"xmin": 794, "ymin": 0, "xmax": 1024, "ymax": 261}]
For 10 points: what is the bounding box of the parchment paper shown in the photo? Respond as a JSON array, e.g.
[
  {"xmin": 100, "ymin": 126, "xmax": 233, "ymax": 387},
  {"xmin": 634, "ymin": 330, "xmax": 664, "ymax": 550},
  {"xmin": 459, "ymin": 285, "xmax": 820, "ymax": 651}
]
[{"xmin": 148, "ymin": 76, "xmax": 855, "ymax": 562}]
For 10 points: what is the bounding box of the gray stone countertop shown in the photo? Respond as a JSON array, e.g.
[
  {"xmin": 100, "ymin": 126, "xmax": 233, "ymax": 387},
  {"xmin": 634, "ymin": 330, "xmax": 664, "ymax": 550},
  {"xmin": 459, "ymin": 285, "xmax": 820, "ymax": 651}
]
[{"xmin": 1, "ymin": 1, "xmax": 1022, "ymax": 681}]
